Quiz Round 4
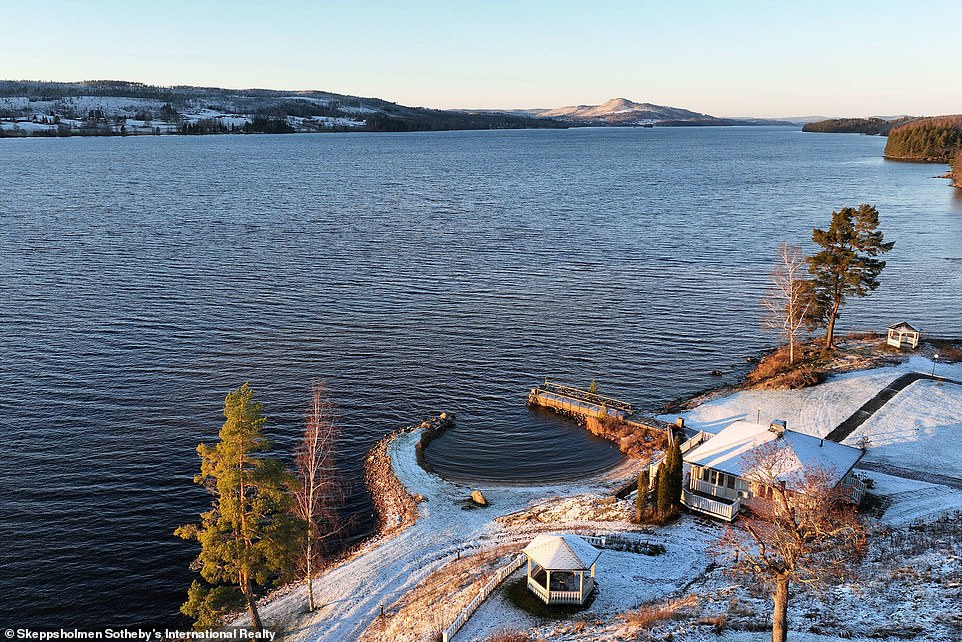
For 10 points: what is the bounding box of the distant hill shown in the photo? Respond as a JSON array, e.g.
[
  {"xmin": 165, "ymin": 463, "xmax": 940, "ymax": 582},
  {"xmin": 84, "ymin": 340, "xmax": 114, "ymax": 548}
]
[
  {"xmin": 519, "ymin": 97, "xmax": 787, "ymax": 127},
  {"xmin": 802, "ymin": 117, "xmax": 915, "ymax": 135},
  {"xmin": 883, "ymin": 115, "xmax": 962, "ymax": 163},
  {"xmin": 0, "ymin": 80, "xmax": 568, "ymax": 137}
]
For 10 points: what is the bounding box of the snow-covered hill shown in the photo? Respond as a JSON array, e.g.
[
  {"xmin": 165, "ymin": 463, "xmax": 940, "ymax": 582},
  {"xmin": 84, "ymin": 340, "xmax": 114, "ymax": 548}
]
[{"xmin": 525, "ymin": 97, "xmax": 788, "ymax": 126}]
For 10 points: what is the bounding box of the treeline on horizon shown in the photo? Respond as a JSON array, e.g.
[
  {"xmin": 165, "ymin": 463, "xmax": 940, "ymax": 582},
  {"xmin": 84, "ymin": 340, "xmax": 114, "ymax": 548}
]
[
  {"xmin": 0, "ymin": 79, "xmax": 568, "ymax": 135},
  {"xmin": 801, "ymin": 117, "xmax": 913, "ymax": 136}
]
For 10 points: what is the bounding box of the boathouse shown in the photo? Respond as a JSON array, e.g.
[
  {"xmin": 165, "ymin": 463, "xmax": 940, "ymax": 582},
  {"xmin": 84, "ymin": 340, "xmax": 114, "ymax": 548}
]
[
  {"xmin": 522, "ymin": 534, "xmax": 600, "ymax": 605},
  {"xmin": 886, "ymin": 322, "xmax": 920, "ymax": 349},
  {"xmin": 659, "ymin": 420, "xmax": 866, "ymax": 521}
]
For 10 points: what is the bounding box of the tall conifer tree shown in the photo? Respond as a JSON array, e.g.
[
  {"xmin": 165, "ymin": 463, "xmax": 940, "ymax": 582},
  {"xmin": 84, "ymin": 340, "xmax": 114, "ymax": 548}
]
[
  {"xmin": 806, "ymin": 205, "xmax": 894, "ymax": 349},
  {"xmin": 176, "ymin": 383, "xmax": 301, "ymax": 631}
]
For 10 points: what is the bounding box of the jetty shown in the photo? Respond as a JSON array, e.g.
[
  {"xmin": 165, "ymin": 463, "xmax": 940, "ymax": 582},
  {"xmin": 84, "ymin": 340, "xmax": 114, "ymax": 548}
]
[{"xmin": 527, "ymin": 380, "xmax": 677, "ymax": 434}]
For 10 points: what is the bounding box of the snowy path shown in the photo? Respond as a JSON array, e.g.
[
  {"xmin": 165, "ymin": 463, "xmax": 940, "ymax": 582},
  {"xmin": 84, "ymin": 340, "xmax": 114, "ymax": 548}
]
[{"xmin": 856, "ymin": 461, "xmax": 962, "ymax": 491}]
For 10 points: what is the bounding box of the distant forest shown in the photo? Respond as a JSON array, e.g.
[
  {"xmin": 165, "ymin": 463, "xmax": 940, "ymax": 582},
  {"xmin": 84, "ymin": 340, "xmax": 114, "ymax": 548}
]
[
  {"xmin": 883, "ymin": 116, "xmax": 962, "ymax": 162},
  {"xmin": 802, "ymin": 117, "xmax": 913, "ymax": 136}
]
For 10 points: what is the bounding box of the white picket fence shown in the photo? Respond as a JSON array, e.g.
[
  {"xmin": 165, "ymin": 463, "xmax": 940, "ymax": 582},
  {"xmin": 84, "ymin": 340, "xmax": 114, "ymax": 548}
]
[{"xmin": 441, "ymin": 553, "xmax": 526, "ymax": 642}]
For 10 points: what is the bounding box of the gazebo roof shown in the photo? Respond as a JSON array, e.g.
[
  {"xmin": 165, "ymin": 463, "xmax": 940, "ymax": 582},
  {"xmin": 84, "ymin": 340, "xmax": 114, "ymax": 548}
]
[
  {"xmin": 887, "ymin": 321, "xmax": 920, "ymax": 333},
  {"xmin": 523, "ymin": 534, "xmax": 601, "ymax": 571}
]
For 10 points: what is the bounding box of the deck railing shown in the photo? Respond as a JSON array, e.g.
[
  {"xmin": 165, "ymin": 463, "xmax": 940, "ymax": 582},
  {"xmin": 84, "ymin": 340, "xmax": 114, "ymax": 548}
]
[
  {"xmin": 843, "ymin": 475, "xmax": 867, "ymax": 504},
  {"xmin": 682, "ymin": 488, "xmax": 741, "ymax": 521},
  {"xmin": 680, "ymin": 430, "xmax": 709, "ymax": 454},
  {"xmin": 532, "ymin": 381, "xmax": 634, "ymax": 413}
]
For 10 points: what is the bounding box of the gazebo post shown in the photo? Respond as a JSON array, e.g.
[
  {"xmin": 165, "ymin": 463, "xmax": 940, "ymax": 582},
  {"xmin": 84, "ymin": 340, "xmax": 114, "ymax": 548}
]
[
  {"xmin": 579, "ymin": 570, "xmax": 584, "ymax": 599},
  {"xmin": 545, "ymin": 570, "xmax": 551, "ymax": 600}
]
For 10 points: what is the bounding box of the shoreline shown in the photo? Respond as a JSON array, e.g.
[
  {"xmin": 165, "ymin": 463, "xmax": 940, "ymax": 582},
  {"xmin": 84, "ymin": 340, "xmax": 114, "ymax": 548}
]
[{"xmin": 243, "ymin": 334, "xmax": 962, "ymax": 638}]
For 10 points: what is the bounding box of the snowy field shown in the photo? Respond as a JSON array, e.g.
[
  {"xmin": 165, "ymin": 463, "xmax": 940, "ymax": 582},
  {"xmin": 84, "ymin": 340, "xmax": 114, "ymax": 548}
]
[{"xmin": 844, "ymin": 378, "xmax": 962, "ymax": 479}]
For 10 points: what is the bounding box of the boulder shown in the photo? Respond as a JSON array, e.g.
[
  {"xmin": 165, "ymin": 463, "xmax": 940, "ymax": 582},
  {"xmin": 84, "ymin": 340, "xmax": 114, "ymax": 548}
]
[{"xmin": 471, "ymin": 490, "xmax": 487, "ymax": 506}]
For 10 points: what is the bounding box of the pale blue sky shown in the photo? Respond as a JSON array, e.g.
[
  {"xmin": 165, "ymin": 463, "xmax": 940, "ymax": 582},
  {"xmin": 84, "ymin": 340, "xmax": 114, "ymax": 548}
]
[{"xmin": 3, "ymin": 0, "xmax": 960, "ymax": 117}]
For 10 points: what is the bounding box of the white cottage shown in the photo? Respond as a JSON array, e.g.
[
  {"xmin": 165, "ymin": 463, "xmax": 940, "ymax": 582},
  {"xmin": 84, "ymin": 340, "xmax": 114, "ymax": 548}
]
[
  {"xmin": 887, "ymin": 322, "xmax": 920, "ymax": 349},
  {"xmin": 667, "ymin": 420, "xmax": 866, "ymax": 521},
  {"xmin": 522, "ymin": 534, "xmax": 600, "ymax": 605}
]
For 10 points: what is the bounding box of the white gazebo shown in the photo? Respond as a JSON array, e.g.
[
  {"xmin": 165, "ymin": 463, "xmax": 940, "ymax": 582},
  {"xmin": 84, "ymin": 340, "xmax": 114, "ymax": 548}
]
[
  {"xmin": 522, "ymin": 534, "xmax": 601, "ymax": 605},
  {"xmin": 887, "ymin": 322, "xmax": 920, "ymax": 349}
]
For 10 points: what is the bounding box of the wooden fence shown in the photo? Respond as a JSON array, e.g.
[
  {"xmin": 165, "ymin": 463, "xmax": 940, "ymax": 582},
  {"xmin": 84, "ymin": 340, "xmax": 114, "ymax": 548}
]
[{"xmin": 442, "ymin": 553, "xmax": 526, "ymax": 642}]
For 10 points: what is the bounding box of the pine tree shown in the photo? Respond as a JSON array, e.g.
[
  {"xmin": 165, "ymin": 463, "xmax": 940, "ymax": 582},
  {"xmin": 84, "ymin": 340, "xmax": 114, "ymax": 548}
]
[
  {"xmin": 651, "ymin": 465, "xmax": 664, "ymax": 518},
  {"xmin": 806, "ymin": 205, "xmax": 894, "ymax": 349},
  {"xmin": 588, "ymin": 379, "xmax": 599, "ymax": 396},
  {"xmin": 668, "ymin": 433, "xmax": 683, "ymax": 513},
  {"xmin": 654, "ymin": 432, "xmax": 683, "ymax": 519},
  {"xmin": 655, "ymin": 448, "xmax": 674, "ymax": 518},
  {"xmin": 636, "ymin": 469, "xmax": 649, "ymax": 522},
  {"xmin": 175, "ymin": 384, "xmax": 301, "ymax": 631}
]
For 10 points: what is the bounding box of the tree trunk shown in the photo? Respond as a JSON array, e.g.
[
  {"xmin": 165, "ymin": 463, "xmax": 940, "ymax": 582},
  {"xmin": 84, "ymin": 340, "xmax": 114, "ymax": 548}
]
[
  {"xmin": 824, "ymin": 300, "xmax": 840, "ymax": 350},
  {"xmin": 242, "ymin": 577, "xmax": 264, "ymax": 632},
  {"xmin": 772, "ymin": 575, "xmax": 789, "ymax": 642},
  {"xmin": 789, "ymin": 336, "xmax": 795, "ymax": 366},
  {"xmin": 306, "ymin": 535, "xmax": 315, "ymax": 611}
]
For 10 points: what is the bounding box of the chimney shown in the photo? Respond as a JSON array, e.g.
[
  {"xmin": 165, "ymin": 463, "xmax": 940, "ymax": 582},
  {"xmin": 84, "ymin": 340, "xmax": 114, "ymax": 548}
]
[
  {"xmin": 819, "ymin": 438, "xmax": 824, "ymax": 447},
  {"xmin": 675, "ymin": 417, "xmax": 685, "ymax": 429},
  {"xmin": 769, "ymin": 419, "xmax": 787, "ymax": 437}
]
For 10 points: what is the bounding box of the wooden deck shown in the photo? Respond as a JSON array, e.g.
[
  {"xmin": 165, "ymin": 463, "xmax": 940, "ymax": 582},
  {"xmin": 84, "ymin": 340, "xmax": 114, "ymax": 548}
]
[{"xmin": 528, "ymin": 380, "xmax": 676, "ymax": 433}]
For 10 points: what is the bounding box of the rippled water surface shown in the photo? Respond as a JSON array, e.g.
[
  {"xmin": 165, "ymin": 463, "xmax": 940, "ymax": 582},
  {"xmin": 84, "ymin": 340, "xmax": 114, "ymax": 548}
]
[{"xmin": 1, "ymin": 127, "xmax": 960, "ymax": 628}]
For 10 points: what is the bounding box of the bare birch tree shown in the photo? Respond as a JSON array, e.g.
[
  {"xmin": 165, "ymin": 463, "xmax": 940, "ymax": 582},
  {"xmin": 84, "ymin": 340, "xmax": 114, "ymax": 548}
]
[
  {"xmin": 716, "ymin": 441, "xmax": 867, "ymax": 642},
  {"xmin": 763, "ymin": 243, "xmax": 812, "ymax": 366},
  {"xmin": 293, "ymin": 382, "xmax": 346, "ymax": 612}
]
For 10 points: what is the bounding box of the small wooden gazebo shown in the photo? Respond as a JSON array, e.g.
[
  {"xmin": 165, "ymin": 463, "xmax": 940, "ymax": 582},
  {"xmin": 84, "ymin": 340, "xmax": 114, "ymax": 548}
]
[
  {"xmin": 887, "ymin": 322, "xmax": 920, "ymax": 349},
  {"xmin": 522, "ymin": 534, "xmax": 601, "ymax": 605}
]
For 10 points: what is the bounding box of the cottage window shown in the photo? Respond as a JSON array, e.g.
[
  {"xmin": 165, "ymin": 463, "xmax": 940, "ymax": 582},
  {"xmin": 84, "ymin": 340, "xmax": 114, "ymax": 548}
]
[{"xmin": 727, "ymin": 475, "xmax": 735, "ymax": 489}]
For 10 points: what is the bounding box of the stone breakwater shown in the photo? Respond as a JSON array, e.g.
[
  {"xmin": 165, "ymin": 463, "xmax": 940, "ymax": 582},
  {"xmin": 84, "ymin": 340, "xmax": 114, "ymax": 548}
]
[{"xmin": 363, "ymin": 413, "xmax": 456, "ymax": 538}]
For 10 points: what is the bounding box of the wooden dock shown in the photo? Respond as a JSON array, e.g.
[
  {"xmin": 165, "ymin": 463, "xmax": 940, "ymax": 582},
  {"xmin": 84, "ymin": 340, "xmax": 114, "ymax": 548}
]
[{"xmin": 527, "ymin": 380, "xmax": 678, "ymax": 434}]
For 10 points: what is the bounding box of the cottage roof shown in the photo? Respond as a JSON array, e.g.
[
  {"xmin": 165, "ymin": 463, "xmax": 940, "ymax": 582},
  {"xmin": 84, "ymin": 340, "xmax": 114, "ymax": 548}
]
[
  {"xmin": 523, "ymin": 534, "xmax": 600, "ymax": 571},
  {"xmin": 887, "ymin": 321, "xmax": 920, "ymax": 333},
  {"xmin": 683, "ymin": 420, "xmax": 863, "ymax": 489}
]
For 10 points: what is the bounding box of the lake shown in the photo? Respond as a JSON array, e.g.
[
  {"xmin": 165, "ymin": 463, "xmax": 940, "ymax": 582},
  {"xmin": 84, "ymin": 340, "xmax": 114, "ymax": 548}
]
[{"xmin": 0, "ymin": 127, "xmax": 959, "ymax": 629}]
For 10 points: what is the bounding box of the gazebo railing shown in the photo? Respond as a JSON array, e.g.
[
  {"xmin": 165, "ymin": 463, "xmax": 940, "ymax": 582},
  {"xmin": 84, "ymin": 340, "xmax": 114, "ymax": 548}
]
[
  {"xmin": 526, "ymin": 576, "xmax": 550, "ymax": 602},
  {"xmin": 548, "ymin": 590, "xmax": 584, "ymax": 604},
  {"xmin": 527, "ymin": 573, "xmax": 594, "ymax": 605}
]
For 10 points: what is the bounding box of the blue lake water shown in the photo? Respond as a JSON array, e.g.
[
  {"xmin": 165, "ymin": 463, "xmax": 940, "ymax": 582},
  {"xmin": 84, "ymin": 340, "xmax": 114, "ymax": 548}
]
[{"xmin": 0, "ymin": 127, "xmax": 960, "ymax": 629}]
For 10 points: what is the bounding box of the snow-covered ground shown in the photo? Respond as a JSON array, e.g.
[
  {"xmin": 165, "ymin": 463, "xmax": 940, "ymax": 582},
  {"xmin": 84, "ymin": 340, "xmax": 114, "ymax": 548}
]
[
  {"xmin": 456, "ymin": 521, "xmax": 719, "ymax": 641},
  {"xmin": 243, "ymin": 430, "xmax": 642, "ymax": 641},
  {"xmin": 248, "ymin": 358, "xmax": 962, "ymax": 641},
  {"xmin": 0, "ymin": 95, "xmax": 366, "ymax": 134},
  {"xmin": 844, "ymin": 378, "xmax": 962, "ymax": 479},
  {"xmin": 665, "ymin": 356, "xmax": 961, "ymax": 439}
]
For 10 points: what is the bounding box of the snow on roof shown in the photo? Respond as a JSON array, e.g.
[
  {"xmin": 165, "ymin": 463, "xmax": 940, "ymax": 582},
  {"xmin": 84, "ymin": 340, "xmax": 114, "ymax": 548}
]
[
  {"xmin": 887, "ymin": 321, "xmax": 920, "ymax": 333},
  {"xmin": 523, "ymin": 534, "xmax": 601, "ymax": 571},
  {"xmin": 683, "ymin": 420, "xmax": 863, "ymax": 488}
]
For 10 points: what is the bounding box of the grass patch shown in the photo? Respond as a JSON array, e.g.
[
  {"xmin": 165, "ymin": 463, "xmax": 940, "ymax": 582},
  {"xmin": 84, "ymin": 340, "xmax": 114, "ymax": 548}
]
[
  {"xmin": 621, "ymin": 595, "xmax": 697, "ymax": 632},
  {"xmin": 486, "ymin": 629, "xmax": 531, "ymax": 642},
  {"xmin": 503, "ymin": 577, "xmax": 595, "ymax": 619}
]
